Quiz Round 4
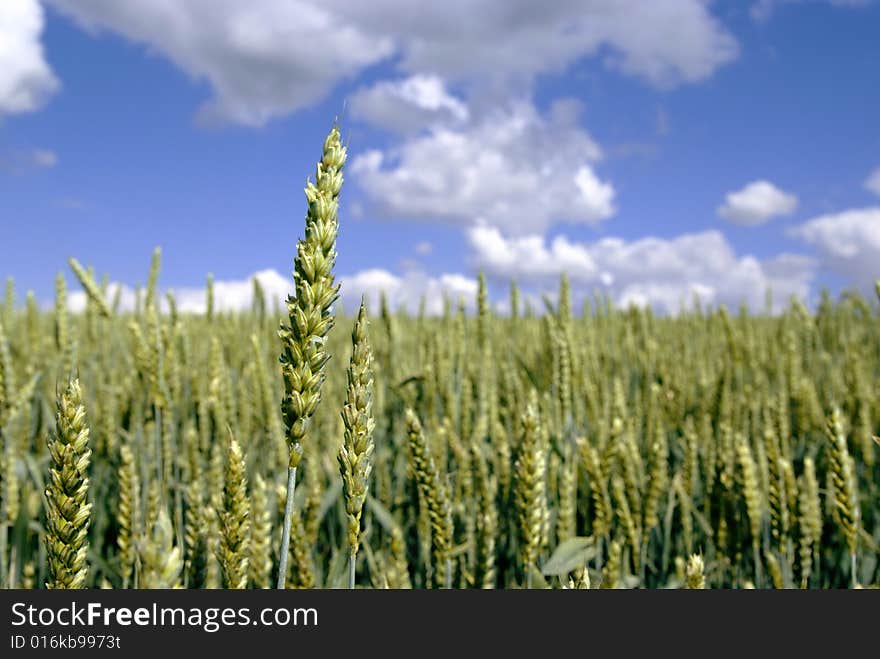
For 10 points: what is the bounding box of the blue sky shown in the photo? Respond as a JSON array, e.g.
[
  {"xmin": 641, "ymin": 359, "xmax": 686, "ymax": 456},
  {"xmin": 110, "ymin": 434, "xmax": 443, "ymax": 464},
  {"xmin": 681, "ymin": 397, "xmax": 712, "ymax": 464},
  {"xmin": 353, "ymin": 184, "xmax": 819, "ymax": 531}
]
[{"xmin": 1, "ymin": 0, "xmax": 879, "ymax": 314}]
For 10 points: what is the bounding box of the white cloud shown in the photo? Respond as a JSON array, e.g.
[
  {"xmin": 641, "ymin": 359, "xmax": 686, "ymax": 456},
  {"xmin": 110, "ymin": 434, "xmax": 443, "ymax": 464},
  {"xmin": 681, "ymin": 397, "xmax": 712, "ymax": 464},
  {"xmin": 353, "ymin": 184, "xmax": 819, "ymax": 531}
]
[
  {"xmin": 717, "ymin": 180, "xmax": 798, "ymax": 225},
  {"xmin": 67, "ymin": 267, "xmax": 477, "ymax": 317},
  {"xmin": 414, "ymin": 241, "xmax": 433, "ymax": 256},
  {"xmin": 467, "ymin": 225, "xmax": 815, "ymax": 313},
  {"xmin": 335, "ymin": 0, "xmax": 738, "ymax": 87},
  {"xmin": 47, "ymin": 0, "xmax": 737, "ymax": 126},
  {"xmin": 339, "ymin": 268, "xmax": 477, "ymax": 315},
  {"xmin": 352, "ymin": 100, "xmax": 615, "ymax": 235},
  {"xmin": 466, "ymin": 225, "xmax": 599, "ymax": 282},
  {"xmin": 63, "ymin": 240, "xmax": 817, "ymax": 318},
  {"xmin": 172, "ymin": 269, "xmax": 292, "ymax": 313},
  {"xmin": 0, "ymin": 0, "xmax": 59, "ymax": 116},
  {"xmin": 864, "ymin": 168, "xmax": 880, "ymax": 197},
  {"xmin": 47, "ymin": 0, "xmax": 394, "ymax": 126},
  {"xmin": 67, "ymin": 269, "xmax": 292, "ymax": 314},
  {"xmin": 791, "ymin": 207, "xmax": 880, "ymax": 290},
  {"xmin": 68, "ymin": 282, "xmax": 136, "ymax": 314},
  {"xmin": 350, "ymin": 75, "xmax": 469, "ymax": 134}
]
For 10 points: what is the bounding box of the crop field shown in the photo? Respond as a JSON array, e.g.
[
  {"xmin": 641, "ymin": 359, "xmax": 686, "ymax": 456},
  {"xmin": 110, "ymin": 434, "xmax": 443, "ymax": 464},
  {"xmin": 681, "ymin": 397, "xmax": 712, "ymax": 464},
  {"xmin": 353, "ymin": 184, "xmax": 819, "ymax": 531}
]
[{"xmin": 0, "ymin": 127, "xmax": 878, "ymax": 590}]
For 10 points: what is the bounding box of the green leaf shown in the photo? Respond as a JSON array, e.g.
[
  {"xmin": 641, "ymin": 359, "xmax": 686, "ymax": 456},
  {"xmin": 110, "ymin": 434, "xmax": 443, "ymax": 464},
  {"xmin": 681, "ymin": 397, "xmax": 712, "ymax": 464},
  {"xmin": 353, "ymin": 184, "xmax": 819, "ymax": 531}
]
[
  {"xmin": 366, "ymin": 494, "xmax": 398, "ymax": 533},
  {"xmin": 541, "ymin": 537, "xmax": 596, "ymax": 576},
  {"xmin": 325, "ymin": 547, "xmax": 350, "ymax": 589}
]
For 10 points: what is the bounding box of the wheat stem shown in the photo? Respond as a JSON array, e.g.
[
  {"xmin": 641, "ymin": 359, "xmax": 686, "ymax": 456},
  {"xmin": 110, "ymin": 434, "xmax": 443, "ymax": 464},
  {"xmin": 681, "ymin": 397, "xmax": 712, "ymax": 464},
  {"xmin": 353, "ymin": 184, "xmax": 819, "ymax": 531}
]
[{"xmin": 276, "ymin": 466, "xmax": 297, "ymax": 589}]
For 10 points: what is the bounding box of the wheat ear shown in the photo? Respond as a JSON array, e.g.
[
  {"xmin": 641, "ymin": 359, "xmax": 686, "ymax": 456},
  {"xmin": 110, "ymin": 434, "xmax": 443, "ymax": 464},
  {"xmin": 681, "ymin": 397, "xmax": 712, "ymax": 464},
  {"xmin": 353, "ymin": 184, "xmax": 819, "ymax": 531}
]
[
  {"xmin": 140, "ymin": 508, "xmax": 183, "ymax": 588},
  {"xmin": 405, "ymin": 409, "xmax": 453, "ymax": 588},
  {"xmin": 514, "ymin": 398, "xmax": 548, "ymax": 586},
  {"xmin": 338, "ymin": 300, "xmax": 375, "ymax": 588},
  {"xmin": 116, "ymin": 443, "xmax": 140, "ymax": 587},
  {"xmin": 45, "ymin": 378, "xmax": 92, "ymax": 589},
  {"xmin": 68, "ymin": 258, "xmax": 111, "ymax": 318},
  {"xmin": 825, "ymin": 408, "xmax": 860, "ymax": 587},
  {"xmin": 218, "ymin": 435, "xmax": 250, "ymax": 589},
  {"xmin": 685, "ymin": 554, "xmax": 705, "ymax": 589}
]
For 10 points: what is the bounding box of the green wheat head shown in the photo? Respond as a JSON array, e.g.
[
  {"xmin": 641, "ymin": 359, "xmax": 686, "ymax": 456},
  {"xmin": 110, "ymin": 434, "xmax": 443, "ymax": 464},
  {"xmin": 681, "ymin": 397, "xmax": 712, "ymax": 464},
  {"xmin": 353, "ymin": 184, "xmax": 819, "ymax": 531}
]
[
  {"xmin": 279, "ymin": 125, "xmax": 346, "ymax": 468},
  {"xmin": 44, "ymin": 378, "xmax": 92, "ymax": 589},
  {"xmin": 338, "ymin": 300, "xmax": 375, "ymax": 558}
]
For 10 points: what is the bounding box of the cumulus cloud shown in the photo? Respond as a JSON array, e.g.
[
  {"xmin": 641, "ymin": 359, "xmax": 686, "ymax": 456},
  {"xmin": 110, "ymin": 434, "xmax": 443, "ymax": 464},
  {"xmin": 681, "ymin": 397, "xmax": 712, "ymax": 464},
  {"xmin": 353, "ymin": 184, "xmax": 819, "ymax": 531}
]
[
  {"xmin": 350, "ymin": 75, "xmax": 469, "ymax": 134},
  {"xmin": 0, "ymin": 0, "xmax": 59, "ymax": 116},
  {"xmin": 68, "ymin": 269, "xmax": 291, "ymax": 314},
  {"xmin": 64, "ymin": 238, "xmax": 817, "ymax": 318},
  {"xmin": 47, "ymin": 0, "xmax": 737, "ymax": 126},
  {"xmin": 335, "ymin": 0, "xmax": 738, "ymax": 87},
  {"xmin": 466, "ymin": 225, "xmax": 599, "ymax": 282},
  {"xmin": 173, "ymin": 269, "xmax": 292, "ymax": 313},
  {"xmin": 864, "ymin": 168, "xmax": 880, "ymax": 197},
  {"xmin": 717, "ymin": 180, "xmax": 798, "ymax": 225},
  {"xmin": 467, "ymin": 225, "xmax": 815, "ymax": 313},
  {"xmin": 47, "ymin": 0, "xmax": 394, "ymax": 126},
  {"xmin": 352, "ymin": 100, "xmax": 615, "ymax": 235},
  {"xmin": 67, "ymin": 267, "xmax": 477, "ymax": 316},
  {"xmin": 339, "ymin": 268, "xmax": 477, "ymax": 315},
  {"xmin": 791, "ymin": 207, "xmax": 880, "ymax": 290},
  {"xmin": 68, "ymin": 282, "xmax": 136, "ymax": 314}
]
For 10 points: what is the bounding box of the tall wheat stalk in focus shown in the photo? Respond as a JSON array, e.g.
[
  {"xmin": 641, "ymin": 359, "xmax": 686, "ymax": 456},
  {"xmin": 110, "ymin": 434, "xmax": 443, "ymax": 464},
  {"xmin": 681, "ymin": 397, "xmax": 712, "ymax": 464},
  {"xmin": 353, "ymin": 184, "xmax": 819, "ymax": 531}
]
[{"xmin": 276, "ymin": 125, "xmax": 346, "ymax": 588}]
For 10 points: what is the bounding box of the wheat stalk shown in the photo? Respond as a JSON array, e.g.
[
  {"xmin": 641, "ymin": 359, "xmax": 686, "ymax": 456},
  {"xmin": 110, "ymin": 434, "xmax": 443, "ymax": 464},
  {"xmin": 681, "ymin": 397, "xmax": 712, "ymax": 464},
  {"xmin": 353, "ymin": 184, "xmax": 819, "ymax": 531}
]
[
  {"xmin": 736, "ymin": 435, "xmax": 764, "ymax": 585},
  {"xmin": 218, "ymin": 435, "xmax": 250, "ymax": 589},
  {"xmin": 338, "ymin": 300, "xmax": 375, "ymax": 588},
  {"xmin": 405, "ymin": 408, "xmax": 453, "ymax": 588},
  {"xmin": 471, "ymin": 442, "xmax": 498, "ymax": 588},
  {"xmin": 514, "ymin": 397, "xmax": 548, "ymax": 586},
  {"xmin": 140, "ymin": 508, "xmax": 183, "ymax": 588},
  {"xmin": 68, "ymin": 258, "xmax": 111, "ymax": 318},
  {"xmin": 825, "ymin": 407, "xmax": 860, "ymax": 587},
  {"xmin": 277, "ymin": 124, "xmax": 345, "ymax": 588},
  {"xmin": 797, "ymin": 457, "xmax": 821, "ymax": 588},
  {"xmin": 44, "ymin": 378, "xmax": 92, "ymax": 589},
  {"xmin": 116, "ymin": 443, "xmax": 140, "ymax": 587}
]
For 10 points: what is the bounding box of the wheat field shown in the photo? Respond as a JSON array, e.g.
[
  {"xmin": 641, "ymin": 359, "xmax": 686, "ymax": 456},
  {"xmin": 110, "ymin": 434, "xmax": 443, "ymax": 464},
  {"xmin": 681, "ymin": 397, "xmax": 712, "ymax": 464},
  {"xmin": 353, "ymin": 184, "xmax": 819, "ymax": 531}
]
[{"xmin": 0, "ymin": 126, "xmax": 877, "ymax": 590}]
